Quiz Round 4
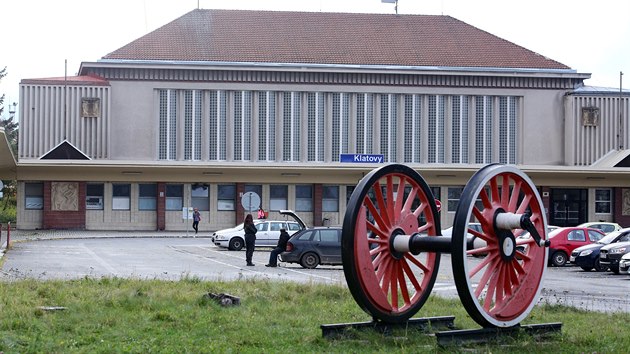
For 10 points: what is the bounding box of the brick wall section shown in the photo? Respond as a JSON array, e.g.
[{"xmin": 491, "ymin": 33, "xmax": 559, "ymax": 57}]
[
  {"xmin": 43, "ymin": 181, "xmax": 86, "ymax": 229},
  {"xmin": 157, "ymin": 182, "xmax": 166, "ymax": 230},
  {"xmin": 313, "ymin": 184, "xmax": 322, "ymax": 226}
]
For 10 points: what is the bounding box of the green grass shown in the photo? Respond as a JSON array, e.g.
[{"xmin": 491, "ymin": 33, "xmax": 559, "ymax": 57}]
[{"xmin": 0, "ymin": 277, "xmax": 627, "ymax": 353}]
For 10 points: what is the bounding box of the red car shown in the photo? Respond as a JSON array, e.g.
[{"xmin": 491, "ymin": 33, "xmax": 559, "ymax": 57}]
[{"xmin": 548, "ymin": 227, "xmax": 605, "ymax": 266}]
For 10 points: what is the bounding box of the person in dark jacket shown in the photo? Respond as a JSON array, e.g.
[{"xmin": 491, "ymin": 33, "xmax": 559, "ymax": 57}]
[
  {"xmin": 243, "ymin": 213, "xmax": 257, "ymax": 266},
  {"xmin": 266, "ymin": 228, "xmax": 290, "ymax": 267}
]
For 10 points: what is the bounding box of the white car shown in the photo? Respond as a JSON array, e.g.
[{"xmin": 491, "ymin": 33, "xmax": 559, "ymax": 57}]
[
  {"xmin": 619, "ymin": 252, "xmax": 630, "ymax": 274},
  {"xmin": 211, "ymin": 210, "xmax": 306, "ymax": 251}
]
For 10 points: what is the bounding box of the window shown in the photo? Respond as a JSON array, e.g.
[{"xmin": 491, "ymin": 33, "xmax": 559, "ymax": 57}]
[
  {"xmin": 319, "ymin": 229, "xmax": 340, "ymax": 243},
  {"xmin": 322, "ymin": 185, "xmax": 339, "ymax": 212},
  {"xmin": 355, "ymin": 93, "xmax": 374, "ymax": 155},
  {"xmin": 270, "ymin": 185, "xmax": 287, "ymax": 211},
  {"xmin": 403, "ymin": 94, "xmax": 422, "ymax": 163},
  {"xmin": 451, "ymin": 95, "xmax": 469, "ymax": 163},
  {"xmin": 86, "ymin": 183, "xmax": 104, "ymax": 210},
  {"xmin": 270, "ymin": 222, "xmax": 283, "ymax": 231},
  {"xmin": 588, "ymin": 230, "xmax": 604, "ymax": 242},
  {"xmin": 218, "ymin": 185, "xmax": 236, "ymax": 211},
  {"xmin": 158, "ymin": 89, "xmax": 177, "ymax": 160},
  {"xmin": 112, "ymin": 184, "xmax": 131, "ymax": 210},
  {"xmin": 346, "ymin": 186, "xmax": 356, "ymax": 205},
  {"xmin": 295, "ymin": 185, "xmax": 313, "ymax": 212},
  {"xmin": 288, "ymin": 222, "xmax": 301, "ymax": 231},
  {"xmin": 307, "ymin": 92, "xmax": 325, "ymax": 162},
  {"xmin": 138, "ymin": 184, "xmax": 157, "ymax": 211},
  {"xmin": 499, "ymin": 96, "xmax": 518, "ymax": 164},
  {"xmin": 184, "ymin": 90, "xmax": 202, "ymax": 161},
  {"xmin": 166, "ymin": 184, "xmax": 183, "ymax": 211},
  {"xmin": 331, "ymin": 93, "xmax": 349, "ymax": 161},
  {"xmin": 209, "ymin": 90, "xmax": 228, "ymax": 161},
  {"xmin": 447, "ymin": 187, "xmax": 464, "ymax": 212},
  {"xmin": 191, "ymin": 184, "xmax": 209, "ymax": 211},
  {"xmin": 81, "ymin": 97, "xmax": 100, "ymax": 118},
  {"xmin": 282, "ymin": 92, "xmax": 301, "ymax": 161},
  {"xmin": 233, "ymin": 91, "xmax": 252, "ymax": 161},
  {"xmin": 380, "ymin": 94, "xmax": 398, "ymax": 163},
  {"xmin": 567, "ymin": 230, "xmax": 586, "ymax": 242},
  {"xmin": 258, "ymin": 91, "xmax": 276, "ymax": 161},
  {"xmin": 428, "ymin": 95, "xmax": 446, "ymax": 163},
  {"xmin": 297, "ymin": 230, "xmax": 315, "ymax": 241},
  {"xmin": 475, "ymin": 96, "xmax": 493, "ymax": 163},
  {"xmin": 256, "ymin": 222, "xmax": 269, "ymax": 232},
  {"xmin": 595, "ymin": 189, "xmax": 612, "ymax": 214},
  {"xmin": 25, "ymin": 182, "xmax": 44, "ymax": 210}
]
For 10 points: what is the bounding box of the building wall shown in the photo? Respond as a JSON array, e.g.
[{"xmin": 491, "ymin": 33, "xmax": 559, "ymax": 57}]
[{"xmin": 18, "ymin": 84, "xmax": 110, "ymax": 159}]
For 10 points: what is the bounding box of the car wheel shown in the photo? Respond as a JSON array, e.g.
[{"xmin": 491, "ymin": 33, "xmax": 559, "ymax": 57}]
[
  {"xmin": 594, "ymin": 258, "xmax": 605, "ymax": 272},
  {"xmin": 300, "ymin": 252, "xmax": 320, "ymax": 269},
  {"xmin": 229, "ymin": 237, "xmax": 244, "ymax": 251},
  {"xmin": 551, "ymin": 251, "xmax": 567, "ymax": 267},
  {"xmin": 611, "ymin": 265, "xmax": 620, "ymax": 274},
  {"xmin": 580, "ymin": 267, "xmax": 593, "ymax": 272}
]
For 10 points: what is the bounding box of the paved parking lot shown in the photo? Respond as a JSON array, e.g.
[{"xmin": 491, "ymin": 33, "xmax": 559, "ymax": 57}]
[{"xmin": 1, "ymin": 236, "xmax": 628, "ymax": 313}]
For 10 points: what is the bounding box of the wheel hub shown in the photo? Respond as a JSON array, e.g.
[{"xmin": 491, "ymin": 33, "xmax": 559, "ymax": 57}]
[
  {"xmin": 494, "ymin": 209, "xmax": 516, "ymax": 262},
  {"xmin": 389, "ymin": 228, "xmax": 407, "ymax": 260}
]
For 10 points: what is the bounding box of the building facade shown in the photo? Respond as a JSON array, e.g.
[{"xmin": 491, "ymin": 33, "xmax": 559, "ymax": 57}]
[{"xmin": 6, "ymin": 9, "xmax": 630, "ymax": 231}]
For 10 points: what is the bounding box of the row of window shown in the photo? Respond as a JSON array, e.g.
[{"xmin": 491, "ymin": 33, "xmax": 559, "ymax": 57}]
[
  {"xmin": 158, "ymin": 90, "xmax": 520, "ymax": 164},
  {"xmin": 25, "ymin": 182, "xmax": 613, "ymax": 214},
  {"xmin": 24, "ymin": 183, "xmax": 342, "ymax": 212}
]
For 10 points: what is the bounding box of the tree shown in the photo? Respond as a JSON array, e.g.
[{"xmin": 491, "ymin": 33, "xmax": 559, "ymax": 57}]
[{"xmin": 0, "ymin": 66, "xmax": 17, "ymax": 217}]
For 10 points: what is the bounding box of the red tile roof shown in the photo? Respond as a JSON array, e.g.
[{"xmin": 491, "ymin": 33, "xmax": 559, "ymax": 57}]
[
  {"xmin": 21, "ymin": 74, "xmax": 109, "ymax": 86},
  {"xmin": 103, "ymin": 9, "xmax": 569, "ymax": 70}
]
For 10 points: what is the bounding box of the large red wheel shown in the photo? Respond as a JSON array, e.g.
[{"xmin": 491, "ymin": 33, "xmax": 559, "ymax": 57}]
[
  {"xmin": 342, "ymin": 164, "xmax": 441, "ymax": 323},
  {"xmin": 451, "ymin": 164, "xmax": 548, "ymax": 327}
]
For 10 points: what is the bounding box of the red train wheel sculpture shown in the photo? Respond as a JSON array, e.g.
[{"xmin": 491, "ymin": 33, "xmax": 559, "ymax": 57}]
[
  {"xmin": 342, "ymin": 164, "xmax": 441, "ymax": 323},
  {"xmin": 451, "ymin": 164, "xmax": 548, "ymax": 327},
  {"xmin": 342, "ymin": 164, "xmax": 549, "ymax": 328}
]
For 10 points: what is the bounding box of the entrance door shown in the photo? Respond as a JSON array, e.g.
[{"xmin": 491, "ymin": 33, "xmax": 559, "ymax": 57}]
[{"xmin": 549, "ymin": 189, "xmax": 587, "ymax": 227}]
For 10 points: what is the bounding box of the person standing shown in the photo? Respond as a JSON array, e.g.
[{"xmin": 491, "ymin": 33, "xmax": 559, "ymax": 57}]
[
  {"xmin": 266, "ymin": 228, "xmax": 290, "ymax": 267},
  {"xmin": 257, "ymin": 207, "xmax": 266, "ymax": 219},
  {"xmin": 243, "ymin": 214, "xmax": 257, "ymax": 266},
  {"xmin": 192, "ymin": 208, "xmax": 201, "ymax": 234}
]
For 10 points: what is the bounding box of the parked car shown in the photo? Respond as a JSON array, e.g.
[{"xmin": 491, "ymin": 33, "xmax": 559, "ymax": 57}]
[
  {"xmin": 569, "ymin": 228, "xmax": 630, "ymax": 271},
  {"xmin": 212, "ymin": 210, "xmax": 306, "ymax": 251},
  {"xmin": 576, "ymin": 222, "xmax": 622, "ymax": 234},
  {"xmin": 547, "ymin": 227, "xmax": 606, "ymax": 266},
  {"xmin": 619, "ymin": 252, "xmax": 630, "ymax": 274},
  {"xmin": 513, "ymin": 225, "xmax": 560, "ymax": 254},
  {"xmin": 599, "ymin": 240, "xmax": 630, "ymax": 274},
  {"xmin": 280, "ymin": 227, "xmax": 342, "ymax": 269}
]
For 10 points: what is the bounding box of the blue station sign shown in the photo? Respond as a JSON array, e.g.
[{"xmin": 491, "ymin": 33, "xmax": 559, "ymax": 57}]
[{"xmin": 339, "ymin": 154, "xmax": 384, "ymax": 163}]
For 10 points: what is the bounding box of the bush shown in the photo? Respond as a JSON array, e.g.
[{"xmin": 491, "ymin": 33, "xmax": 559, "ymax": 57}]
[{"xmin": 0, "ymin": 206, "xmax": 16, "ymax": 223}]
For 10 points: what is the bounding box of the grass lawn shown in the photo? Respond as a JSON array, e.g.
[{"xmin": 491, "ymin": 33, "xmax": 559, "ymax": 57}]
[{"xmin": 0, "ymin": 277, "xmax": 627, "ymax": 353}]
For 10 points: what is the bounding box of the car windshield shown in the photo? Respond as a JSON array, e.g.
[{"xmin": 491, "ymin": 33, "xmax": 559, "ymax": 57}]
[{"xmin": 597, "ymin": 231, "xmax": 624, "ymax": 244}]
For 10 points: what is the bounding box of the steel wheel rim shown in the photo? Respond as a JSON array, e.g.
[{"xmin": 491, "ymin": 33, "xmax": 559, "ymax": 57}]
[
  {"xmin": 342, "ymin": 164, "xmax": 441, "ymax": 323},
  {"xmin": 451, "ymin": 164, "xmax": 548, "ymax": 328}
]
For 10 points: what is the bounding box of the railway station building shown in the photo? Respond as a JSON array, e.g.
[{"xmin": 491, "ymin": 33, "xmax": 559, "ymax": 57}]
[{"xmin": 4, "ymin": 9, "xmax": 630, "ymax": 231}]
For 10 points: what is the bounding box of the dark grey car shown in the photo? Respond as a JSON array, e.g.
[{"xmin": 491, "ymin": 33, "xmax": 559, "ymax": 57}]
[{"xmin": 280, "ymin": 227, "xmax": 342, "ymax": 269}]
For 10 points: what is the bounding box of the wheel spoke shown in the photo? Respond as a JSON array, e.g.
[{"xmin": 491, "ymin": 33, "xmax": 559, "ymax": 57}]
[
  {"xmin": 480, "ymin": 188, "xmax": 492, "ymax": 209},
  {"xmin": 501, "ymin": 174, "xmax": 510, "ymax": 209},
  {"xmin": 394, "ymin": 176, "xmax": 406, "ymax": 218},
  {"xmin": 364, "ymin": 197, "xmax": 389, "ymax": 235},
  {"xmin": 385, "ymin": 175, "xmax": 395, "ymax": 225},
  {"xmin": 397, "ymin": 260, "xmax": 412, "ymax": 307},
  {"xmin": 372, "ymin": 180, "xmax": 391, "ymax": 228},
  {"xmin": 474, "ymin": 256, "xmax": 500, "ymax": 299},
  {"xmin": 490, "ymin": 175, "xmax": 500, "ymax": 205},
  {"xmin": 401, "ymin": 257, "xmax": 423, "ymax": 292},
  {"xmin": 469, "ymin": 253, "xmax": 496, "ymax": 278},
  {"xmin": 404, "ymin": 252, "xmax": 430, "ymax": 273},
  {"xmin": 390, "ymin": 261, "xmax": 399, "ymax": 311},
  {"xmin": 403, "ymin": 184, "xmax": 418, "ymax": 214},
  {"xmin": 507, "ymin": 180, "xmax": 522, "ymax": 211}
]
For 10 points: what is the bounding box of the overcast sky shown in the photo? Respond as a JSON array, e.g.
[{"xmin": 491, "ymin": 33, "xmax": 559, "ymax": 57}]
[{"xmin": 1, "ymin": 0, "xmax": 628, "ymax": 118}]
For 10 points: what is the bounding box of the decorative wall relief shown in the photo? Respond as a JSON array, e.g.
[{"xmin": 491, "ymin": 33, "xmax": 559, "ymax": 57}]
[
  {"xmin": 52, "ymin": 182, "xmax": 79, "ymax": 211},
  {"xmin": 623, "ymin": 189, "xmax": 630, "ymax": 216}
]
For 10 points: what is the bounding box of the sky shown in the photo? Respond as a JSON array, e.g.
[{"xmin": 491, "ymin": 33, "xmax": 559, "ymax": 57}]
[{"xmin": 1, "ymin": 0, "xmax": 629, "ymax": 119}]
